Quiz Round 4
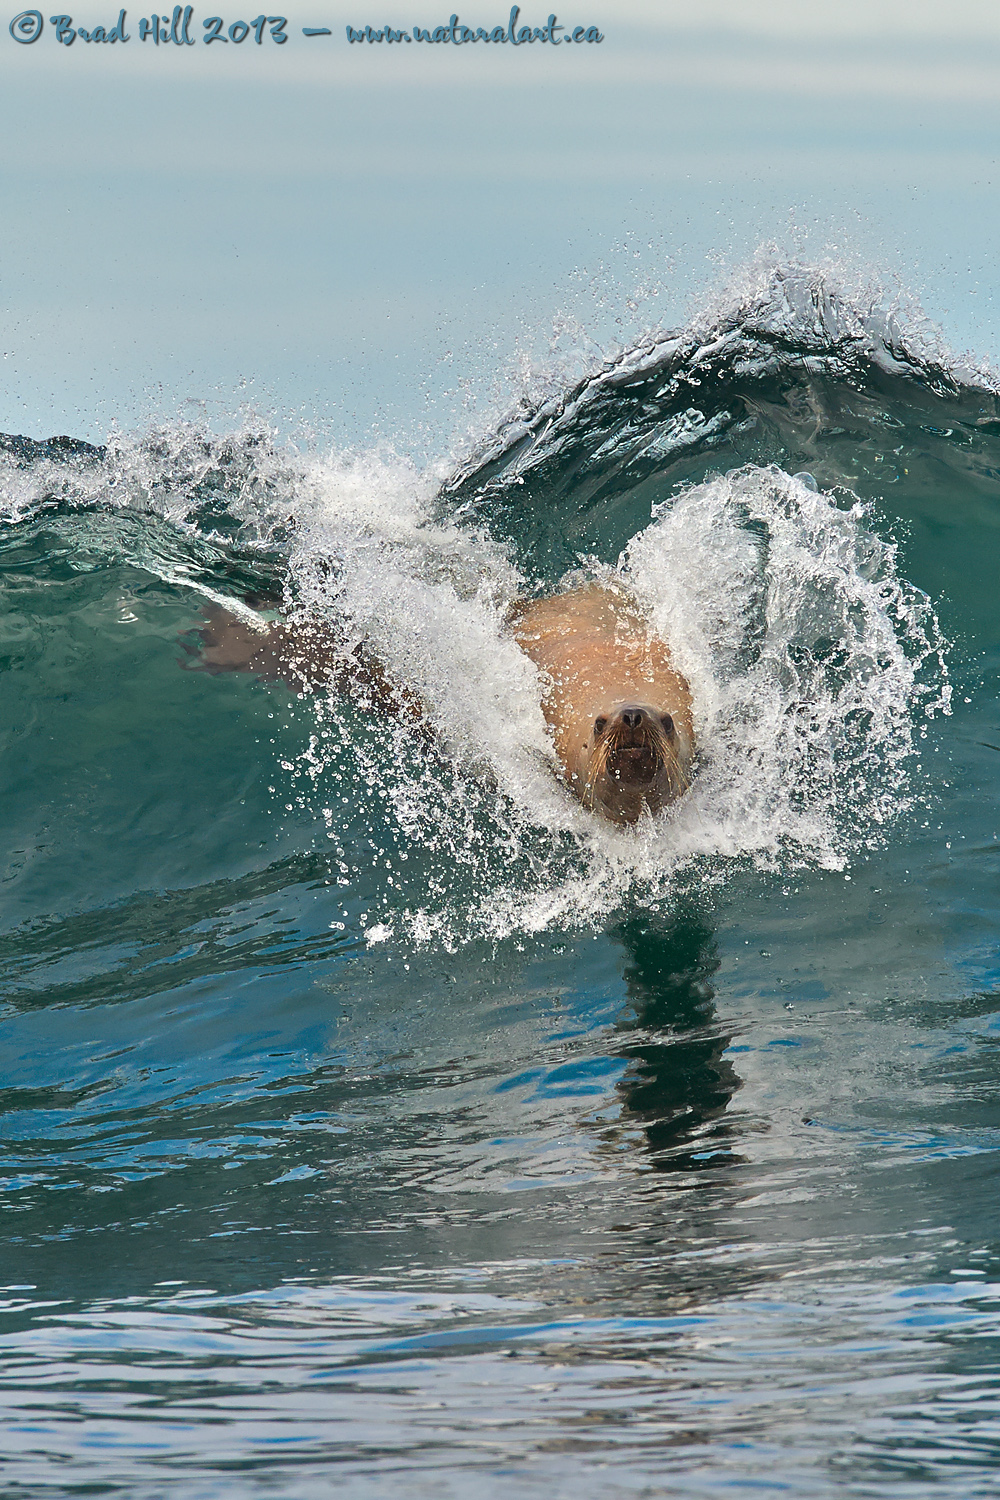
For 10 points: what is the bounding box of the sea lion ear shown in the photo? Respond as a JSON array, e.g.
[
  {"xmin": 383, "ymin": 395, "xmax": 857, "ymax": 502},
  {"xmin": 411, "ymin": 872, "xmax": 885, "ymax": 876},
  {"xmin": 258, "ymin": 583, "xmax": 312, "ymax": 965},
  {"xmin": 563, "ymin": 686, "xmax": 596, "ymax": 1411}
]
[
  {"xmin": 594, "ymin": 716, "xmax": 607, "ymax": 737},
  {"xmin": 660, "ymin": 714, "xmax": 675, "ymax": 739}
]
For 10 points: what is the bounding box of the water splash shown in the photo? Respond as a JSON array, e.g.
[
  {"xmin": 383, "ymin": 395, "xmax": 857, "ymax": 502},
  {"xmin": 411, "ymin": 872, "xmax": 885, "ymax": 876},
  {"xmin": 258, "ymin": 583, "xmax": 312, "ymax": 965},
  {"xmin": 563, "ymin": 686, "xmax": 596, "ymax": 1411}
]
[
  {"xmin": 272, "ymin": 459, "xmax": 948, "ymax": 947},
  {"xmin": 0, "ymin": 263, "xmax": 959, "ymax": 946}
]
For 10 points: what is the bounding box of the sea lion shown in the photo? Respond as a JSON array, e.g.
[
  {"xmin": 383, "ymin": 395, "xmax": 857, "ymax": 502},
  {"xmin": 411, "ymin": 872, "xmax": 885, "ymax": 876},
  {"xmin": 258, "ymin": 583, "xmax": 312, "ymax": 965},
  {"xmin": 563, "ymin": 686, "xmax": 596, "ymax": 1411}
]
[
  {"xmin": 510, "ymin": 585, "xmax": 695, "ymax": 825},
  {"xmin": 186, "ymin": 582, "xmax": 695, "ymax": 826}
]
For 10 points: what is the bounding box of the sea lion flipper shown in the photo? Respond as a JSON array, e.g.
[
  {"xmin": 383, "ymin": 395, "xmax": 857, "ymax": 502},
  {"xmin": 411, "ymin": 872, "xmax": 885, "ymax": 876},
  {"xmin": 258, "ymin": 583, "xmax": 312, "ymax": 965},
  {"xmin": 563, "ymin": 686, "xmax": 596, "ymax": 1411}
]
[{"xmin": 186, "ymin": 604, "xmax": 424, "ymax": 721}]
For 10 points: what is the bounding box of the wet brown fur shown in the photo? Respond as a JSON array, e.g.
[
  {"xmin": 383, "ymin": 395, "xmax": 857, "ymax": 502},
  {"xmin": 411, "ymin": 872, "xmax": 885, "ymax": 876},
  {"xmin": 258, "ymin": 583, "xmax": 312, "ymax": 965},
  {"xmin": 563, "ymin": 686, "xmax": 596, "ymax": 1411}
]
[
  {"xmin": 184, "ymin": 605, "xmax": 423, "ymax": 721},
  {"xmin": 509, "ymin": 585, "xmax": 696, "ymax": 825},
  {"xmin": 186, "ymin": 583, "xmax": 695, "ymax": 826}
]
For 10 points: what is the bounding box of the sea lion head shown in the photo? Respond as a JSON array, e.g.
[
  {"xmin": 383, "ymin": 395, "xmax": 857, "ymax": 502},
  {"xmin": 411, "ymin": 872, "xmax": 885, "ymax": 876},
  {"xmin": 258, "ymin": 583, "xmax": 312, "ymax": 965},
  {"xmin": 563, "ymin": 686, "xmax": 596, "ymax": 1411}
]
[{"xmin": 583, "ymin": 702, "xmax": 692, "ymax": 826}]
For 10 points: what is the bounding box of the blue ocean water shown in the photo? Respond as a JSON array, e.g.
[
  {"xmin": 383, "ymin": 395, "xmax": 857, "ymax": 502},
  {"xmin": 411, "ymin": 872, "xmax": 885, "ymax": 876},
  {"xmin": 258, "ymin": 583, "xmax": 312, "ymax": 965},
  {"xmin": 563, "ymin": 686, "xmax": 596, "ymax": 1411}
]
[{"xmin": 2, "ymin": 265, "xmax": 1000, "ymax": 1497}]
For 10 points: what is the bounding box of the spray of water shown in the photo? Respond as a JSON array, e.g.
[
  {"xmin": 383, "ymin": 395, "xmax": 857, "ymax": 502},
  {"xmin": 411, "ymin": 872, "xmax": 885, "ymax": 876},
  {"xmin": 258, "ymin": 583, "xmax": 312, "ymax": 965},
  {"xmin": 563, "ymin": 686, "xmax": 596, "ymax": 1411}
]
[
  {"xmin": 266, "ymin": 456, "xmax": 949, "ymax": 947},
  {"xmin": 0, "ymin": 264, "xmax": 955, "ymax": 948}
]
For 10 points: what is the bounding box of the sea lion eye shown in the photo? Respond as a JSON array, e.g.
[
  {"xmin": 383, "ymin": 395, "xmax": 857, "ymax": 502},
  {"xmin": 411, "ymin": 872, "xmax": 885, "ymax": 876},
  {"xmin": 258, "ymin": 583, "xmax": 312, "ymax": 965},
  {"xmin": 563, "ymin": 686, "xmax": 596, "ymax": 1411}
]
[
  {"xmin": 594, "ymin": 716, "xmax": 607, "ymax": 737},
  {"xmin": 660, "ymin": 714, "xmax": 675, "ymax": 739}
]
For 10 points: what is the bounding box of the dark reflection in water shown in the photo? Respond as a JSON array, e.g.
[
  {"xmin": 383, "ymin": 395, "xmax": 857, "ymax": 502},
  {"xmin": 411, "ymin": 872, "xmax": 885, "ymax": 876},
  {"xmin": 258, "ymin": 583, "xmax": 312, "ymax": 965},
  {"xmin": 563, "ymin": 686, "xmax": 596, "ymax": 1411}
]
[{"xmin": 613, "ymin": 912, "xmax": 743, "ymax": 1172}]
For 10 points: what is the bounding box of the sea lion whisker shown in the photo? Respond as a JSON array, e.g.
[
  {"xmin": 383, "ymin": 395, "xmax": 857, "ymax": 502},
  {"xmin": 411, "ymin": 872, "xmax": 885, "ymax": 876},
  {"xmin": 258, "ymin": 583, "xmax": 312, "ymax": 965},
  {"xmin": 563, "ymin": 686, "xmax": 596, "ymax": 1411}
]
[
  {"xmin": 656, "ymin": 731, "xmax": 692, "ymax": 794},
  {"xmin": 584, "ymin": 732, "xmax": 612, "ymax": 806},
  {"xmin": 641, "ymin": 714, "xmax": 693, "ymax": 792}
]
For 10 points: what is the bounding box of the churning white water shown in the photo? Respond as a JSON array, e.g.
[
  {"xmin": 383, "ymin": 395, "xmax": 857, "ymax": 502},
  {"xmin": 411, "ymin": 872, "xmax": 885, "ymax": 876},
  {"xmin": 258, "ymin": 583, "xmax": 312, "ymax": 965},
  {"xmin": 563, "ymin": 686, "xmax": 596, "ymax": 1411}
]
[
  {"xmin": 0, "ymin": 415, "xmax": 948, "ymax": 946},
  {"xmin": 256, "ymin": 454, "xmax": 950, "ymax": 946},
  {"xmin": 0, "ymin": 256, "xmax": 955, "ymax": 947}
]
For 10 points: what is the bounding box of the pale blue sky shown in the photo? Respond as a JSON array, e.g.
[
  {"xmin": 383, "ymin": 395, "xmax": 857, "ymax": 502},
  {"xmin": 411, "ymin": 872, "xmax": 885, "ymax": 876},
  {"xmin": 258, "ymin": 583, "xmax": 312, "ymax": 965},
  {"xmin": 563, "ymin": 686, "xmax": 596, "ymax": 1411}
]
[{"xmin": 2, "ymin": 0, "xmax": 1000, "ymax": 450}]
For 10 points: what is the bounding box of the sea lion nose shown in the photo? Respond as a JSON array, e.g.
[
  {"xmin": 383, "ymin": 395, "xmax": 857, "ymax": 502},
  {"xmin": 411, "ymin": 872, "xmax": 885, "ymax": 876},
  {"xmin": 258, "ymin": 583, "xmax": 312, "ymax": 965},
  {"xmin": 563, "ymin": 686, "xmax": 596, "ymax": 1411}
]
[{"xmin": 620, "ymin": 707, "xmax": 644, "ymax": 729}]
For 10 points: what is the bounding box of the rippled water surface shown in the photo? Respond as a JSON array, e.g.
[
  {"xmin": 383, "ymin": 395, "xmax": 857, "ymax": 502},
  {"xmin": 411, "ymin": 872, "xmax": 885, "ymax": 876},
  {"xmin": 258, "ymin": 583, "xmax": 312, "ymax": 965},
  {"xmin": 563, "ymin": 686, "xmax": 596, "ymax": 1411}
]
[{"xmin": 3, "ymin": 267, "xmax": 1000, "ymax": 1497}]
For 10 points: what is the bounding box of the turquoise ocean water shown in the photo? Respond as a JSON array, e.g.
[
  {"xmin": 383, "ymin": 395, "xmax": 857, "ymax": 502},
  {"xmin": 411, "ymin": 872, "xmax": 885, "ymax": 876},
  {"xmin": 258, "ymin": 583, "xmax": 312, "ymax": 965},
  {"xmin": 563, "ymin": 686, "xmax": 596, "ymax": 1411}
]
[{"xmin": 2, "ymin": 264, "xmax": 1000, "ymax": 1496}]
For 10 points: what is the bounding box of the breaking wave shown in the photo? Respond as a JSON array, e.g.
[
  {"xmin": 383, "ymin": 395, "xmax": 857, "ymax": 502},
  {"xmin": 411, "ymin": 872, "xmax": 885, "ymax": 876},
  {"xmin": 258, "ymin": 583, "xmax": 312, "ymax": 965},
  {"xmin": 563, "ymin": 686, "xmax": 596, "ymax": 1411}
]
[{"xmin": 1, "ymin": 262, "xmax": 969, "ymax": 944}]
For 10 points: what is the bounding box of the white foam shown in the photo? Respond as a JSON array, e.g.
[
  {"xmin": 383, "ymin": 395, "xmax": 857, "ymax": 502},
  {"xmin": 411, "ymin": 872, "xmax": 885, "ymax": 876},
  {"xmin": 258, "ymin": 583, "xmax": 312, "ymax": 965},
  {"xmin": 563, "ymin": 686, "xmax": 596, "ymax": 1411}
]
[
  {"xmin": 1, "ymin": 427, "xmax": 937, "ymax": 942},
  {"xmin": 271, "ymin": 456, "xmax": 948, "ymax": 946},
  {"xmin": 0, "ymin": 263, "xmax": 955, "ymax": 948}
]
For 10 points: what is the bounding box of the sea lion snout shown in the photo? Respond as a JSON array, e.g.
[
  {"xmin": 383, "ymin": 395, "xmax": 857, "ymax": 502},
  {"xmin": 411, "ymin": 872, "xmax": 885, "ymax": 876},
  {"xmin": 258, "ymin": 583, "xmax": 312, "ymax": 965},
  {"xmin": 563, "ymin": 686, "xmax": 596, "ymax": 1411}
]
[
  {"xmin": 606, "ymin": 704, "xmax": 658, "ymax": 745},
  {"xmin": 598, "ymin": 704, "xmax": 669, "ymax": 753},
  {"xmin": 600, "ymin": 704, "xmax": 664, "ymax": 784},
  {"xmin": 587, "ymin": 698, "xmax": 692, "ymax": 822}
]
